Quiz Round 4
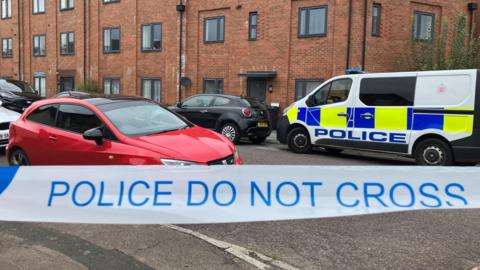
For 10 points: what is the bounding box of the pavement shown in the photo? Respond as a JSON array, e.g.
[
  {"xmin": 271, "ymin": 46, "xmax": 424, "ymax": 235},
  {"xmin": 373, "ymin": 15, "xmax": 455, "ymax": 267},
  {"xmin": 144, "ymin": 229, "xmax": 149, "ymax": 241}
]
[{"xmin": 0, "ymin": 134, "xmax": 479, "ymax": 270}]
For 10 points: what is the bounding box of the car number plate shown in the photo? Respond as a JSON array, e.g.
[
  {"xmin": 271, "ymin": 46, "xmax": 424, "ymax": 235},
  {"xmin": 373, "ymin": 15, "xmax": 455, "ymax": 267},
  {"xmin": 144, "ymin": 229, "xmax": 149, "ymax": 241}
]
[
  {"xmin": 0, "ymin": 130, "xmax": 9, "ymax": 140},
  {"xmin": 257, "ymin": 122, "xmax": 268, "ymax": 128}
]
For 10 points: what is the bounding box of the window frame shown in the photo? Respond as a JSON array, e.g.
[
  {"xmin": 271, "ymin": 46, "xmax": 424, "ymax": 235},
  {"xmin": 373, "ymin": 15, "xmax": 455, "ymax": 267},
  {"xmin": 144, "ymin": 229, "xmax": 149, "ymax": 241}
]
[
  {"xmin": 248, "ymin": 12, "xmax": 258, "ymax": 41},
  {"xmin": 55, "ymin": 103, "xmax": 105, "ymax": 135},
  {"xmin": 1, "ymin": 0, "xmax": 12, "ymax": 19},
  {"xmin": 359, "ymin": 77, "xmax": 417, "ymax": 107},
  {"xmin": 32, "ymin": 0, "xmax": 45, "ymax": 14},
  {"xmin": 103, "ymin": 0, "xmax": 120, "ymax": 4},
  {"xmin": 2, "ymin": 37, "xmax": 12, "ymax": 58},
  {"xmin": 141, "ymin": 78, "xmax": 162, "ymax": 103},
  {"xmin": 295, "ymin": 79, "xmax": 324, "ymax": 101},
  {"xmin": 413, "ymin": 11, "xmax": 435, "ymax": 42},
  {"xmin": 33, "ymin": 76, "xmax": 47, "ymax": 97},
  {"xmin": 33, "ymin": 34, "xmax": 46, "ymax": 57},
  {"xmin": 103, "ymin": 27, "xmax": 121, "ymax": 54},
  {"xmin": 204, "ymin": 16, "xmax": 225, "ymax": 44},
  {"xmin": 307, "ymin": 78, "xmax": 352, "ymax": 107},
  {"xmin": 103, "ymin": 77, "xmax": 121, "ymax": 95},
  {"xmin": 59, "ymin": 0, "xmax": 74, "ymax": 11},
  {"xmin": 203, "ymin": 78, "xmax": 224, "ymax": 94},
  {"xmin": 1, "ymin": 38, "xmax": 13, "ymax": 59},
  {"xmin": 372, "ymin": 3, "xmax": 381, "ymax": 37},
  {"xmin": 60, "ymin": 32, "xmax": 75, "ymax": 56},
  {"xmin": 298, "ymin": 5, "xmax": 328, "ymax": 38},
  {"xmin": 141, "ymin": 23, "xmax": 162, "ymax": 52}
]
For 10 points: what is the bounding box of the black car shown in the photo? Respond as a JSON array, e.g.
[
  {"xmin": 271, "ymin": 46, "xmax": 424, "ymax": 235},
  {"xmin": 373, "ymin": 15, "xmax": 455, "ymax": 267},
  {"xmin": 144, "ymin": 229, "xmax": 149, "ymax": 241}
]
[
  {"xmin": 171, "ymin": 94, "xmax": 271, "ymax": 144},
  {"xmin": 0, "ymin": 79, "xmax": 42, "ymax": 113}
]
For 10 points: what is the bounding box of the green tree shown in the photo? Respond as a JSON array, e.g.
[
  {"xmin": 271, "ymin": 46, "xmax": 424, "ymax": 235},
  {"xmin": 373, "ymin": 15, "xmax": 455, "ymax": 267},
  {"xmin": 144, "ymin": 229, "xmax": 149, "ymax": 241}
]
[
  {"xmin": 402, "ymin": 14, "xmax": 480, "ymax": 71},
  {"xmin": 77, "ymin": 79, "xmax": 101, "ymax": 93}
]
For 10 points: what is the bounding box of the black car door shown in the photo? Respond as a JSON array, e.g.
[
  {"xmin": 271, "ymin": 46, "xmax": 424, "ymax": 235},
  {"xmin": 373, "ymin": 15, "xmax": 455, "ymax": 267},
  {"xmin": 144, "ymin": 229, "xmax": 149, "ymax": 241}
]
[{"xmin": 176, "ymin": 95, "xmax": 215, "ymax": 128}]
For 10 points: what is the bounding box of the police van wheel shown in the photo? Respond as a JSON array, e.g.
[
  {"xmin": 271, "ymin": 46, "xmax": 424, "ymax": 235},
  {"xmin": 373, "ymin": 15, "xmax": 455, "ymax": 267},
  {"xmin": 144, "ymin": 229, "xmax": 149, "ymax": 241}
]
[
  {"xmin": 414, "ymin": 139, "xmax": 454, "ymax": 166},
  {"xmin": 324, "ymin": 147, "xmax": 343, "ymax": 154},
  {"xmin": 287, "ymin": 127, "xmax": 312, "ymax": 153}
]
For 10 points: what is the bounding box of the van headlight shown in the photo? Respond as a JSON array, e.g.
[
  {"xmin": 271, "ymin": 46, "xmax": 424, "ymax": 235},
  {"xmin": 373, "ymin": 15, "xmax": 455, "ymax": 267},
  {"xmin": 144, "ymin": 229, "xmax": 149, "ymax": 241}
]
[{"xmin": 161, "ymin": 159, "xmax": 198, "ymax": 166}]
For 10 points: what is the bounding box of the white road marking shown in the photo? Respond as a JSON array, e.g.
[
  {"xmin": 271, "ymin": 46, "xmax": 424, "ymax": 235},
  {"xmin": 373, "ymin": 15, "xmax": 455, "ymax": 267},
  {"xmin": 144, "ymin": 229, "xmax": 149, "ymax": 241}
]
[
  {"xmin": 163, "ymin": 225, "xmax": 299, "ymax": 270},
  {"xmin": 255, "ymin": 146, "xmax": 280, "ymax": 152}
]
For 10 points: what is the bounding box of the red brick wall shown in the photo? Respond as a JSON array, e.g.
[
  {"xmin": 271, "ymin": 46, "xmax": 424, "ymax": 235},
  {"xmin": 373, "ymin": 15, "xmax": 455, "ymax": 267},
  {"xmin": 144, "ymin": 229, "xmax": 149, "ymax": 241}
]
[{"xmin": 0, "ymin": 0, "xmax": 476, "ymax": 108}]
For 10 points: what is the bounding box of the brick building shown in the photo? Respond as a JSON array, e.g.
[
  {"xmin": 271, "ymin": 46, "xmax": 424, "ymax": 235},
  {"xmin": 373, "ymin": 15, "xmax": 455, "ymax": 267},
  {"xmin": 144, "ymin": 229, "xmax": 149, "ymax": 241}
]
[{"xmin": 0, "ymin": 0, "xmax": 478, "ymax": 109}]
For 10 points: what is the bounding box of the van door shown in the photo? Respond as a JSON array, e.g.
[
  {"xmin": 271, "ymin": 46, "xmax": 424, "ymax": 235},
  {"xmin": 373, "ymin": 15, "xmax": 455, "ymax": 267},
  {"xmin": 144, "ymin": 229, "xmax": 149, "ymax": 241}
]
[
  {"xmin": 351, "ymin": 76, "xmax": 417, "ymax": 153},
  {"xmin": 305, "ymin": 78, "xmax": 355, "ymax": 148}
]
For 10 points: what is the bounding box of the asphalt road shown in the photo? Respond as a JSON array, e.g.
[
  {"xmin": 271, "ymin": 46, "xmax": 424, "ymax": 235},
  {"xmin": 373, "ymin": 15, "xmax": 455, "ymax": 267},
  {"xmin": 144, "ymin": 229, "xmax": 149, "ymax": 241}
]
[{"xmin": 0, "ymin": 141, "xmax": 479, "ymax": 270}]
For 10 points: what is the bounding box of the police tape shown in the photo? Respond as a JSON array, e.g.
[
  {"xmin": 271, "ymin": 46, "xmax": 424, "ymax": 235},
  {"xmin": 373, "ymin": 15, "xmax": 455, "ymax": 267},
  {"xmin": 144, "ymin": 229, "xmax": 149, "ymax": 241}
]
[{"xmin": 0, "ymin": 166, "xmax": 478, "ymax": 224}]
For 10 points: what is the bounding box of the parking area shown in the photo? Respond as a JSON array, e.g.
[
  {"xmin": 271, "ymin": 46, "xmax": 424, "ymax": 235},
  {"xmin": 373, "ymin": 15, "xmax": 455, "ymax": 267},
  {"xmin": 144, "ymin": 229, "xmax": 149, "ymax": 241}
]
[{"xmin": 0, "ymin": 139, "xmax": 479, "ymax": 270}]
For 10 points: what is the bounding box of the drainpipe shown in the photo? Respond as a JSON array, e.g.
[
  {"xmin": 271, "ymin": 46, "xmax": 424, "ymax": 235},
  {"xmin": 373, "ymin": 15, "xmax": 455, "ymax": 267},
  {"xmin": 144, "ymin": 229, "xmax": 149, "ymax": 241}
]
[
  {"xmin": 468, "ymin": 3, "xmax": 478, "ymax": 39},
  {"xmin": 346, "ymin": 0, "xmax": 353, "ymax": 69},
  {"xmin": 83, "ymin": 0, "xmax": 87, "ymax": 83},
  {"xmin": 17, "ymin": 0, "xmax": 22, "ymax": 80},
  {"xmin": 177, "ymin": 0, "xmax": 186, "ymax": 102},
  {"xmin": 361, "ymin": 0, "xmax": 368, "ymax": 70}
]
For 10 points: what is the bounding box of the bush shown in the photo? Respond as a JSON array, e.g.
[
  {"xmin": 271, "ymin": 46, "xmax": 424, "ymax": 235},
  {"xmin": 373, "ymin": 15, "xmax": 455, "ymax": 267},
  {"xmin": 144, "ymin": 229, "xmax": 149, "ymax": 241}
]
[
  {"xmin": 76, "ymin": 80, "xmax": 102, "ymax": 93},
  {"xmin": 400, "ymin": 15, "xmax": 480, "ymax": 71}
]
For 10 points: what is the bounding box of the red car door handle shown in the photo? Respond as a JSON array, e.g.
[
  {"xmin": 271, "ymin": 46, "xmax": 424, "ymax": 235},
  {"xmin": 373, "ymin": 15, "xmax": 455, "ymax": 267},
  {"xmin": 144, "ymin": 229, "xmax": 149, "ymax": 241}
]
[{"xmin": 48, "ymin": 135, "xmax": 57, "ymax": 142}]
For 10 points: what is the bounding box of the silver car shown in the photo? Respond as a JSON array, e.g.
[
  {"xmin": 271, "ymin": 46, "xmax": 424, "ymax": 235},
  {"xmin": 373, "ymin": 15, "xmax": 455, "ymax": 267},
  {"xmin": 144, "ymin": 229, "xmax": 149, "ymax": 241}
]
[{"xmin": 0, "ymin": 100, "xmax": 21, "ymax": 147}]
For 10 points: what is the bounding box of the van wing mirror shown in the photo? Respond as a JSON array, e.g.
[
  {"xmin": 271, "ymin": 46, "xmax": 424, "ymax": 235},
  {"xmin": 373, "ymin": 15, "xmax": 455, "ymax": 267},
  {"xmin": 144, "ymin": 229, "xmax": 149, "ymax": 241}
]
[
  {"xmin": 176, "ymin": 101, "xmax": 183, "ymax": 108},
  {"xmin": 306, "ymin": 95, "xmax": 316, "ymax": 107},
  {"xmin": 83, "ymin": 127, "xmax": 104, "ymax": 146}
]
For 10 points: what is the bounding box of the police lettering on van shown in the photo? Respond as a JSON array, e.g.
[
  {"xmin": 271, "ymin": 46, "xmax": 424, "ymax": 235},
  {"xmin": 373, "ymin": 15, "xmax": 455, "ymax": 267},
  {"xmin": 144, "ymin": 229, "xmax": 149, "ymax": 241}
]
[{"xmin": 277, "ymin": 69, "xmax": 480, "ymax": 166}]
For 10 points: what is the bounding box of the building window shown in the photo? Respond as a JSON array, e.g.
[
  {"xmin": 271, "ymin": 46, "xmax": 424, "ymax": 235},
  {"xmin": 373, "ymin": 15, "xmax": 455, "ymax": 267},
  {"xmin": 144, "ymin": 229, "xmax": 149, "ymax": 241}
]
[
  {"xmin": 372, "ymin": 4, "xmax": 381, "ymax": 36},
  {"xmin": 60, "ymin": 32, "xmax": 75, "ymax": 55},
  {"xmin": 360, "ymin": 77, "xmax": 417, "ymax": 106},
  {"xmin": 103, "ymin": 0, "xmax": 120, "ymax": 3},
  {"xmin": 142, "ymin": 23, "xmax": 162, "ymax": 51},
  {"xmin": 141, "ymin": 78, "xmax": 161, "ymax": 102},
  {"xmin": 2, "ymin": 38, "xmax": 12, "ymax": 58},
  {"xmin": 104, "ymin": 27, "xmax": 120, "ymax": 53},
  {"xmin": 1, "ymin": 0, "xmax": 11, "ymax": 19},
  {"xmin": 60, "ymin": 0, "xmax": 74, "ymax": 10},
  {"xmin": 413, "ymin": 12, "xmax": 434, "ymax": 41},
  {"xmin": 295, "ymin": 80, "xmax": 324, "ymax": 101},
  {"xmin": 32, "ymin": 0, "xmax": 45, "ymax": 14},
  {"xmin": 203, "ymin": 79, "xmax": 224, "ymax": 94},
  {"xmin": 204, "ymin": 17, "xmax": 225, "ymax": 43},
  {"xmin": 104, "ymin": 78, "xmax": 120, "ymax": 95},
  {"xmin": 34, "ymin": 76, "xmax": 46, "ymax": 97},
  {"xmin": 299, "ymin": 6, "xmax": 327, "ymax": 37},
  {"xmin": 33, "ymin": 34, "xmax": 46, "ymax": 56},
  {"xmin": 249, "ymin": 12, "xmax": 258, "ymax": 40}
]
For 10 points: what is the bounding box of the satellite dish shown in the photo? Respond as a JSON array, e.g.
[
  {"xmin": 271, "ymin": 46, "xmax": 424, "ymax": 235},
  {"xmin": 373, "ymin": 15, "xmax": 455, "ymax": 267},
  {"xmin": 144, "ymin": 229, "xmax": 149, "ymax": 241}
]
[{"xmin": 180, "ymin": 77, "xmax": 192, "ymax": 87}]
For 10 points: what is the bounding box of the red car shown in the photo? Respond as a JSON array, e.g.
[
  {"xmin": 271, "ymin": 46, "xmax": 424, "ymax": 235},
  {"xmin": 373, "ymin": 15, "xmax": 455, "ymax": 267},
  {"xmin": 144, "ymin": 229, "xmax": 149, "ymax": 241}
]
[{"xmin": 7, "ymin": 95, "xmax": 241, "ymax": 166}]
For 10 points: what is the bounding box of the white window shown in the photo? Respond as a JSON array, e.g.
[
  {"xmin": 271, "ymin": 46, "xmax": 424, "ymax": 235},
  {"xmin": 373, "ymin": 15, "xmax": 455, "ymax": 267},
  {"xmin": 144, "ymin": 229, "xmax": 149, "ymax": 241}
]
[
  {"xmin": 142, "ymin": 23, "xmax": 162, "ymax": 51},
  {"xmin": 32, "ymin": 0, "xmax": 45, "ymax": 14},
  {"xmin": 104, "ymin": 78, "xmax": 120, "ymax": 95},
  {"xmin": 1, "ymin": 0, "xmax": 11, "ymax": 19},
  {"xmin": 413, "ymin": 12, "xmax": 434, "ymax": 41},
  {"xmin": 299, "ymin": 6, "xmax": 327, "ymax": 37},
  {"xmin": 34, "ymin": 76, "xmax": 47, "ymax": 97},
  {"xmin": 33, "ymin": 34, "xmax": 46, "ymax": 56},
  {"xmin": 141, "ymin": 78, "xmax": 161, "ymax": 102},
  {"xmin": 2, "ymin": 38, "xmax": 12, "ymax": 58},
  {"xmin": 60, "ymin": 0, "xmax": 74, "ymax": 10}
]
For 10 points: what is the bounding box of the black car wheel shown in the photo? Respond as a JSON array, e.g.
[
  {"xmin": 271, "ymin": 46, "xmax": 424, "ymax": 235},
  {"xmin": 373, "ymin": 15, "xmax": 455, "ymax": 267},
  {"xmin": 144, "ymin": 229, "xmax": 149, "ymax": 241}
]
[
  {"xmin": 9, "ymin": 148, "xmax": 31, "ymax": 166},
  {"xmin": 220, "ymin": 123, "xmax": 241, "ymax": 144},
  {"xmin": 287, "ymin": 127, "xmax": 312, "ymax": 153},
  {"xmin": 414, "ymin": 138, "xmax": 454, "ymax": 166},
  {"xmin": 250, "ymin": 136, "xmax": 267, "ymax": 144}
]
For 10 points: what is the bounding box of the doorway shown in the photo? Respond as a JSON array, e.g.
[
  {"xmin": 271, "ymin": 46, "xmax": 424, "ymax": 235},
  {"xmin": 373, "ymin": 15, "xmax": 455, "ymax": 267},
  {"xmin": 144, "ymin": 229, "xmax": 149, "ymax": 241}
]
[
  {"xmin": 247, "ymin": 79, "xmax": 267, "ymax": 103},
  {"xmin": 59, "ymin": 76, "xmax": 75, "ymax": 92}
]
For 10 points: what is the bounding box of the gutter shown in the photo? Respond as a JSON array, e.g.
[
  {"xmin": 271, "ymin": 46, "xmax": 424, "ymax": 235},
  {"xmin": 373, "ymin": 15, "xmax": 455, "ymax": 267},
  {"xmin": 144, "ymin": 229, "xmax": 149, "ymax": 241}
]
[
  {"xmin": 346, "ymin": 0, "xmax": 353, "ymax": 69},
  {"xmin": 361, "ymin": 0, "xmax": 368, "ymax": 70}
]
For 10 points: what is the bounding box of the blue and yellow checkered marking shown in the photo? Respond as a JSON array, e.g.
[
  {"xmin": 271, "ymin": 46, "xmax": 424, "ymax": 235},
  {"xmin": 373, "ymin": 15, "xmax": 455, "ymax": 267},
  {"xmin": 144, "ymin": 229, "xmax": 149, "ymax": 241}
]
[{"xmin": 287, "ymin": 106, "xmax": 473, "ymax": 133}]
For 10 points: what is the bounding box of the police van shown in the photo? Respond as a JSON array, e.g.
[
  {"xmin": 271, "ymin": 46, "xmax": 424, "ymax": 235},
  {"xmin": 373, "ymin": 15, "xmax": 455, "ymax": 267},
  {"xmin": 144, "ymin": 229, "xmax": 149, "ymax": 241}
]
[{"xmin": 277, "ymin": 70, "xmax": 480, "ymax": 166}]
